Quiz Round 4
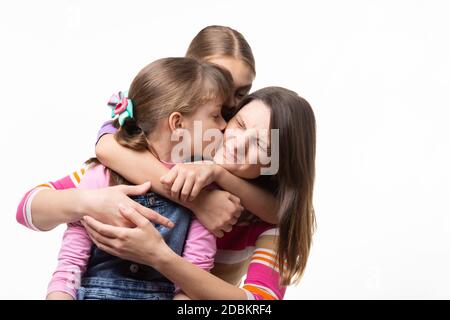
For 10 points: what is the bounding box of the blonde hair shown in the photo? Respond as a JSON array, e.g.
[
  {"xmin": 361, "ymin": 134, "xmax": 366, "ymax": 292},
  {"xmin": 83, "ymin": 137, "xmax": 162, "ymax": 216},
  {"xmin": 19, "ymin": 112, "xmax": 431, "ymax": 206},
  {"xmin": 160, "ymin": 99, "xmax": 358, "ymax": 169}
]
[{"xmin": 186, "ymin": 25, "xmax": 255, "ymax": 75}]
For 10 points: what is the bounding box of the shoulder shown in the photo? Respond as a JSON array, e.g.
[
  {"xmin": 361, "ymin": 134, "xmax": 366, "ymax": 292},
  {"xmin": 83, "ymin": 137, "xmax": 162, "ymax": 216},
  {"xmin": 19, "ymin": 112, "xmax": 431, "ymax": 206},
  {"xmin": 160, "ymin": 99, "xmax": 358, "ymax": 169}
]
[{"xmin": 78, "ymin": 163, "xmax": 110, "ymax": 189}]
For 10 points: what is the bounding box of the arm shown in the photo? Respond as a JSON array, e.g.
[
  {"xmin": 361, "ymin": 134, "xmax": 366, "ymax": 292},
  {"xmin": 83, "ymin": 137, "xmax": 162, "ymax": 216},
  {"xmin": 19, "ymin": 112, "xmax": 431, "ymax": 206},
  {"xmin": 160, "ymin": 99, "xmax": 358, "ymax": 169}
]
[
  {"xmin": 160, "ymin": 162, "xmax": 279, "ymax": 224},
  {"xmin": 17, "ymin": 166, "xmax": 173, "ymax": 231},
  {"xmin": 46, "ymin": 222, "xmax": 92, "ymax": 300},
  {"xmin": 162, "ymin": 231, "xmax": 285, "ymax": 300},
  {"xmin": 96, "ymin": 134, "xmax": 178, "ymax": 199},
  {"xmin": 83, "ymin": 207, "xmax": 287, "ymax": 300},
  {"xmin": 16, "ymin": 168, "xmax": 86, "ymax": 231},
  {"xmin": 214, "ymin": 166, "xmax": 278, "ymax": 224},
  {"xmin": 96, "ymin": 134, "xmax": 243, "ymax": 236},
  {"xmin": 82, "ymin": 208, "xmax": 247, "ymax": 300},
  {"xmin": 174, "ymin": 218, "xmax": 216, "ymax": 299},
  {"xmin": 46, "ymin": 166, "xmax": 106, "ymax": 299}
]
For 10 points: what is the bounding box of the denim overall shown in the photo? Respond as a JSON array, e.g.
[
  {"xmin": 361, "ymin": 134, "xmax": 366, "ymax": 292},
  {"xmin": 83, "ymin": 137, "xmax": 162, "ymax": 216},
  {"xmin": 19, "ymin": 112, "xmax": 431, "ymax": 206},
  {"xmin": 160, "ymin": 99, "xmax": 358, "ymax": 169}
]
[{"xmin": 76, "ymin": 192, "xmax": 191, "ymax": 300}]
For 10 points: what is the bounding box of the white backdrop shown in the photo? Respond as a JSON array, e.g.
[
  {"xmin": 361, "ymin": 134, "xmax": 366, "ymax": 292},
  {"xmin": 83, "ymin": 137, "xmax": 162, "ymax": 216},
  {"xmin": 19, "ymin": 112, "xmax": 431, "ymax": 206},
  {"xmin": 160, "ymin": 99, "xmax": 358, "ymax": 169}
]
[{"xmin": 1, "ymin": 0, "xmax": 449, "ymax": 299}]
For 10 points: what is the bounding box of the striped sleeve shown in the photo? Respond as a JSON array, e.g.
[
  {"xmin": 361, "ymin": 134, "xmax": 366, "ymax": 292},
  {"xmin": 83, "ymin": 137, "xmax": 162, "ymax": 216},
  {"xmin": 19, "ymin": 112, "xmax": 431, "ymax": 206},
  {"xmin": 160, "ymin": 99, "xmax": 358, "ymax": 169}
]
[
  {"xmin": 242, "ymin": 230, "xmax": 286, "ymax": 300},
  {"xmin": 16, "ymin": 166, "xmax": 87, "ymax": 231}
]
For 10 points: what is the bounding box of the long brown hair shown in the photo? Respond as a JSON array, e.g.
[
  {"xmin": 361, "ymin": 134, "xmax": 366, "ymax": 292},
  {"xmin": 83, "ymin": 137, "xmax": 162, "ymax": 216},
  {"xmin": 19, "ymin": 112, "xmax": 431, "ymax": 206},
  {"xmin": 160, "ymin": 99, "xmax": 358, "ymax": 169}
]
[
  {"xmin": 239, "ymin": 87, "xmax": 317, "ymax": 286},
  {"xmin": 186, "ymin": 25, "xmax": 256, "ymax": 76},
  {"xmin": 90, "ymin": 57, "xmax": 233, "ymax": 185}
]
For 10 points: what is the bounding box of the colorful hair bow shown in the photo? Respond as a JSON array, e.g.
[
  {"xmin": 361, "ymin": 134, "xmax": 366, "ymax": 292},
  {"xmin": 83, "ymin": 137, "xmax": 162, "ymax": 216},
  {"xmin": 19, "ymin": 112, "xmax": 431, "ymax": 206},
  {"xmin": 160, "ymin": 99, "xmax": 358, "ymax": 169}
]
[{"xmin": 107, "ymin": 91, "xmax": 134, "ymax": 126}]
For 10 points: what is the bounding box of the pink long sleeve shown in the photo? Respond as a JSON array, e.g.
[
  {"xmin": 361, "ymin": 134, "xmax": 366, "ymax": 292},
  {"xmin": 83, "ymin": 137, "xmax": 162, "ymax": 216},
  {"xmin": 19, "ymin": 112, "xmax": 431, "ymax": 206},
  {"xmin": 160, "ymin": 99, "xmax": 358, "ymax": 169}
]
[
  {"xmin": 46, "ymin": 222, "xmax": 92, "ymax": 298},
  {"xmin": 16, "ymin": 168, "xmax": 86, "ymax": 230},
  {"xmin": 47, "ymin": 165, "xmax": 109, "ymax": 298},
  {"xmin": 182, "ymin": 219, "xmax": 216, "ymax": 271}
]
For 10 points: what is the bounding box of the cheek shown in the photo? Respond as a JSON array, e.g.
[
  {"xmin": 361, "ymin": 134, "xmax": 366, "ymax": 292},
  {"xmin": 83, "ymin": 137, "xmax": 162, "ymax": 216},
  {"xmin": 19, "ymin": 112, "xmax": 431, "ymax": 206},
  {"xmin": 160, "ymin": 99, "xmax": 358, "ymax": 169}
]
[{"xmin": 204, "ymin": 119, "xmax": 221, "ymax": 131}]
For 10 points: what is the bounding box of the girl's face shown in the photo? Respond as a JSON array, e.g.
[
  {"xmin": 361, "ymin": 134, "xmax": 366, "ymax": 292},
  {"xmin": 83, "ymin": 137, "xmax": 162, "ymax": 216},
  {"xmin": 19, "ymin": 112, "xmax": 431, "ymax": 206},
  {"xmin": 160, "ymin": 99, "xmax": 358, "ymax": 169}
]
[
  {"xmin": 207, "ymin": 56, "xmax": 255, "ymax": 119},
  {"xmin": 213, "ymin": 100, "xmax": 272, "ymax": 179},
  {"xmin": 176, "ymin": 99, "xmax": 227, "ymax": 159}
]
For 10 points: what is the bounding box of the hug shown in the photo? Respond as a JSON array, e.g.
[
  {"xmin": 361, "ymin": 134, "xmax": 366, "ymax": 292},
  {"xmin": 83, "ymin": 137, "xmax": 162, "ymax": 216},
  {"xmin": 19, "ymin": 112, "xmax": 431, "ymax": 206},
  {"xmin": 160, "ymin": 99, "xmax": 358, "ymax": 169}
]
[{"xmin": 16, "ymin": 25, "xmax": 316, "ymax": 300}]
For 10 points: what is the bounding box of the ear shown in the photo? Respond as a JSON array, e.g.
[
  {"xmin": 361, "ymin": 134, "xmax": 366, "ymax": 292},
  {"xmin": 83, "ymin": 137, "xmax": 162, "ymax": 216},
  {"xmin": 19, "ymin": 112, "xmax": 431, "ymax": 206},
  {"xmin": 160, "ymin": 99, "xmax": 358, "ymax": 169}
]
[{"xmin": 168, "ymin": 112, "xmax": 183, "ymax": 133}]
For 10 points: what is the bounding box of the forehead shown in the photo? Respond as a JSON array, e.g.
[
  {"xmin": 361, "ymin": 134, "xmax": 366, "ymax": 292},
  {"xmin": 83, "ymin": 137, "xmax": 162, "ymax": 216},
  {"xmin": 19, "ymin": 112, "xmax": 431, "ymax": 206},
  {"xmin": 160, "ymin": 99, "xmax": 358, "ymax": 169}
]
[
  {"xmin": 207, "ymin": 56, "xmax": 254, "ymax": 88},
  {"xmin": 198, "ymin": 99, "xmax": 222, "ymax": 111},
  {"xmin": 237, "ymin": 100, "xmax": 271, "ymax": 130}
]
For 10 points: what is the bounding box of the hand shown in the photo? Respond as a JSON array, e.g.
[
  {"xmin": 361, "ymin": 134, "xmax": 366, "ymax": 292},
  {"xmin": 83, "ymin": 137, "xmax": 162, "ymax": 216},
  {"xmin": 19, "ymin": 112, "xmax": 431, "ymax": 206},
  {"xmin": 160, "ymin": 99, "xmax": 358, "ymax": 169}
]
[
  {"xmin": 82, "ymin": 182, "xmax": 174, "ymax": 229},
  {"xmin": 46, "ymin": 292, "xmax": 74, "ymax": 300},
  {"xmin": 81, "ymin": 205, "xmax": 172, "ymax": 267},
  {"xmin": 160, "ymin": 161, "xmax": 220, "ymax": 202},
  {"xmin": 188, "ymin": 189, "xmax": 243, "ymax": 238}
]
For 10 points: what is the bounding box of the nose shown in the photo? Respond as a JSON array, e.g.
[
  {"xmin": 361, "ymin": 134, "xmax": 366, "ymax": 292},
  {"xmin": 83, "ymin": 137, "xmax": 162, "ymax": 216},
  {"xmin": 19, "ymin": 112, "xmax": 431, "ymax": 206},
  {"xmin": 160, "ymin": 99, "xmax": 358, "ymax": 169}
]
[{"xmin": 218, "ymin": 116, "xmax": 227, "ymax": 131}]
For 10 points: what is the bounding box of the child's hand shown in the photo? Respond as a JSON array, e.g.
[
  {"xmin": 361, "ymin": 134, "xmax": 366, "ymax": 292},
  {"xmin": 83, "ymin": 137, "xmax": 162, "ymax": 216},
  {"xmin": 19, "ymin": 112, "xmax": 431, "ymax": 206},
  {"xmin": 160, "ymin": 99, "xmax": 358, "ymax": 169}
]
[
  {"xmin": 188, "ymin": 189, "xmax": 243, "ymax": 237},
  {"xmin": 160, "ymin": 161, "xmax": 221, "ymax": 202},
  {"xmin": 46, "ymin": 291, "xmax": 74, "ymax": 300}
]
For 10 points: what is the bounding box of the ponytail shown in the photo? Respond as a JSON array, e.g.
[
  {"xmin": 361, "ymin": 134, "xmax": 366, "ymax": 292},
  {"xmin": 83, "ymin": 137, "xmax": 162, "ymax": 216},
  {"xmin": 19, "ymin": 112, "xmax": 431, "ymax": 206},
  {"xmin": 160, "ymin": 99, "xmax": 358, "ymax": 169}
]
[
  {"xmin": 114, "ymin": 118, "xmax": 148, "ymax": 151},
  {"xmin": 106, "ymin": 118, "xmax": 149, "ymax": 186}
]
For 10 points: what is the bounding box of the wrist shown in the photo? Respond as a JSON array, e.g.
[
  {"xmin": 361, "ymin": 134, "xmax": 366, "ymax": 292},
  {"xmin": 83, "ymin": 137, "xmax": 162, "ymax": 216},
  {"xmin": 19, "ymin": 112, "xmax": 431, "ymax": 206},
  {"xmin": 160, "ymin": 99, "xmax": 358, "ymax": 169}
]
[
  {"xmin": 214, "ymin": 165, "xmax": 226, "ymax": 183},
  {"xmin": 75, "ymin": 189, "xmax": 95, "ymax": 220},
  {"xmin": 148, "ymin": 241, "xmax": 176, "ymax": 270}
]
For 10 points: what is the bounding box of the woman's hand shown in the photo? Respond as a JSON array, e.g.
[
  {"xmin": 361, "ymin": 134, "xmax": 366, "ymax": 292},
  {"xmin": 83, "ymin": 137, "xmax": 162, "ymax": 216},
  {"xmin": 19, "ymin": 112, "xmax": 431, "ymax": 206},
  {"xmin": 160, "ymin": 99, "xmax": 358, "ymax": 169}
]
[
  {"xmin": 82, "ymin": 205, "xmax": 171, "ymax": 267},
  {"xmin": 188, "ymin": 189, "xmax": 243, "ymax": 238},
  {"xmin": 82, "ymin": 182, "xmax": 174, "ymax": 229},
  {"xmin": 160, "ymin": 161, "xmax": 221, "ymax": 201}
]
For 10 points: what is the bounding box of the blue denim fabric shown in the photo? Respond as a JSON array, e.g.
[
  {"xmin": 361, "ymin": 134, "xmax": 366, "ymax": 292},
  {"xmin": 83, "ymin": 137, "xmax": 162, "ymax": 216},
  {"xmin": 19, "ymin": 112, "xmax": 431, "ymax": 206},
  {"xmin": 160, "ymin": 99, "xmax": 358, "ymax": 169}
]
[{"xmin": 77, "ymin": 192, "xmax": 191, "ymax": 300}]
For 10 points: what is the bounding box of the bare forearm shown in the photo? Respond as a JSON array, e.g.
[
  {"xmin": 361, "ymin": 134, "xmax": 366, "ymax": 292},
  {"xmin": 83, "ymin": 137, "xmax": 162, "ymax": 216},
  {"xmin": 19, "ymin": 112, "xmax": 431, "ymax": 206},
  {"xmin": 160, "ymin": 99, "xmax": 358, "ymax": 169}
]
[
  {"xmin": 31, "ymin": 189, "xmax": 86, "ymax": 231},
  {"xmin": 153, "ymin": 249, "xmax": 247, "ymax": 300},
  {"xmin": 215, "ymin": 167, "xmax": 278, "ymax": 224}
]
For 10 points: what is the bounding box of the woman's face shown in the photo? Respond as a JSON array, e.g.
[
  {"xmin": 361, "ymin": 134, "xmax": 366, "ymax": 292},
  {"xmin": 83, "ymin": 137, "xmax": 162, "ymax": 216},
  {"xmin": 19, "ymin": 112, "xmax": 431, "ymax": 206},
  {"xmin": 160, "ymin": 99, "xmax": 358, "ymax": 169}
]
[
  {"xmin": 213, "ymin": 100, "xmax": 271, "ymax": 179},
  {"xmin": 207, "ymin": 56, "xmax": 255, "ymax": 119}
]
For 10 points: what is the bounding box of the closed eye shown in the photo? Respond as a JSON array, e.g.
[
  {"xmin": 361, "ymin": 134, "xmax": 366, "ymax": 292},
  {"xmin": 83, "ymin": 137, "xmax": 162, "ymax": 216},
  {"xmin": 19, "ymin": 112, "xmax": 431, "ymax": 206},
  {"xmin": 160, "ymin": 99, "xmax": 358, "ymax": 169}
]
[{"xmin": 236, "ymin": 115, "xmax": 246, "ymax": 129}]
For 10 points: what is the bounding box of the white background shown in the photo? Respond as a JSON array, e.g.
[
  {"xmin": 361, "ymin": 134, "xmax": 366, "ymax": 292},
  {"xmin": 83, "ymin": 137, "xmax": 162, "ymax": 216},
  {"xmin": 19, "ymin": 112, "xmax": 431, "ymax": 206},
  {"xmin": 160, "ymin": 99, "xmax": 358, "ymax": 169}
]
[{"xmin": 0, "ymin": 0, "xmax": 449, "ymax": 299}]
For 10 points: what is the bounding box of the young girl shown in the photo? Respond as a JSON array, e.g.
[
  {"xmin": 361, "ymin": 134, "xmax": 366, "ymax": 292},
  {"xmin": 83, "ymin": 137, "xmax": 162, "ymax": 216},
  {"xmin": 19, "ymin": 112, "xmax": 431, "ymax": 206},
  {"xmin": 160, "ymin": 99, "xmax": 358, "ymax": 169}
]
[
  {"xmin": 46, "ymin": 57, "xmax": 234, "ymax": 300},
  {"xmin": 84, "ymin": 86, "xmax": 317, "ymax": 299}
]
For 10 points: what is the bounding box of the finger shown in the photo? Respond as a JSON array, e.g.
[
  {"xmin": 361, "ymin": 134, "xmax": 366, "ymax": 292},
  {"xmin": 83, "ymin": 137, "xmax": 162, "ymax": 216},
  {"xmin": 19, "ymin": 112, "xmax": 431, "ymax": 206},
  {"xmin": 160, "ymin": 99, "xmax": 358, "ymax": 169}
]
[
  {"xmin": 188, "ymin": 181, "xmax": 203, "ymax": 201},
  {"xmin": 180, "ymin": 174, "xmax": 195, "ymax": 202},
  {"xmin": 171, "ymin": 173, "xmax": 186, "ymax": 200},
  {"xmin": 118, "ymin": 182, "xmax": 151, "ymax": 196},
  {"xmin": 160, "ymin": 167, "xmax": 179, "ymax": 186},
  {"xmin": 228, "ymin": 195, "xmax": 244, "ymax": 217},
  {"xmin": 94, "ymin": 241, "xmax": 120, "ymax": 258},
  {"xmin": 229, "ymin": 217, "xmax": 238, "ymax": 225},
  {"xmin": 86, "ymin": 230, "xmax": 121, "ymax": 257},
  {"xmin": 214, "ymin": 230, "xmax": 224, "ymax": 238},
  {"xmin": 222, "ymin": 224, "xmax": 233, "ymax": 233},
  {"xmin": 233, "ymin": 207, "xmax": 243, "ymax": 218},
  {"xmin": 228, "ymin": 194, "xmax": 241, "ymax": 206},
  {"xmin": 82, "ymin": 220, "xmax": 115, "ymax": 243},
  {"xmin": 119, "ymin": 204, "xmax": 151, "ymax": 228},
  {"xmin": 134, "ymin": 203, "xmax": 174, "ymax": 228},
  {"xmin": 83, "ymin": 216, "xmax": 125, "ymax": 238},
  {"xmin": 82, "ymin": 221, "xmax": 124, "ymax": 255}
]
